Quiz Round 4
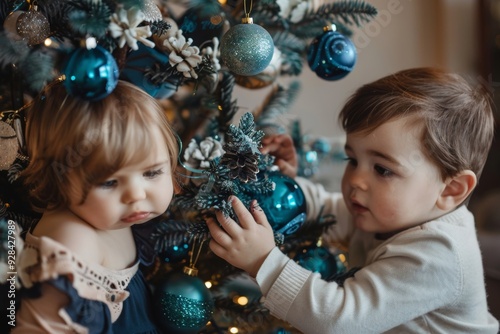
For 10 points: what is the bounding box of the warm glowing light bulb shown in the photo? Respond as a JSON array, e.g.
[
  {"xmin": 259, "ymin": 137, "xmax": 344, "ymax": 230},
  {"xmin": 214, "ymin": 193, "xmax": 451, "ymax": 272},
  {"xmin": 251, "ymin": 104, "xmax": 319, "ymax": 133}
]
[
  {"xmin": 205, "ymin": 281, "xmax": 213, "ymax": 289},
  {"xmin": 237, "ymin": 296, "xmax": 248, "ymax": 306},
  {"xmin": 229, "ymin": 327, "xmax": 239, "ymax": 333},
  {"xmin": 44, "ymin": 38, "xmax": 52, "ymax": 47}
]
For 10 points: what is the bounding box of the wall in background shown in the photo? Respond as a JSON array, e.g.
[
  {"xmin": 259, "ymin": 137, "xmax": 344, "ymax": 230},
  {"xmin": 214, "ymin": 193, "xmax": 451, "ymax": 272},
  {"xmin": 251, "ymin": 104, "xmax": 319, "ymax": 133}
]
[
  {"xmin": 232, "ymin": 0, "xmax": 484, "ymax": 192},
  {"xmin": 233, "ymin": 0, "xmax": 480, "ymax": 138}
]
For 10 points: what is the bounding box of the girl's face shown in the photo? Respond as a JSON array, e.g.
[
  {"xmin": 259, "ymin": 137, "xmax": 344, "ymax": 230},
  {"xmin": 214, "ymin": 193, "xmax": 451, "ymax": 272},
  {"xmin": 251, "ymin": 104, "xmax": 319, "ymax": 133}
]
[
  {"xmin": 341, "ymin": 117, "xmax": 447, "ymax": 236},
  {"xmin": 68, "ymin": 126, "xmax": 174, "ymax": 230}
]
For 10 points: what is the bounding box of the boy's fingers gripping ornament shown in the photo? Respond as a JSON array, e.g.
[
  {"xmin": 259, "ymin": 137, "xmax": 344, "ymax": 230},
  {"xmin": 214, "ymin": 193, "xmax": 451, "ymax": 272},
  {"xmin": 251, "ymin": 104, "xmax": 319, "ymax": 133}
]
[{"xmin": 307, "ymin": 24, "xmax": 357, "ymax": 81}]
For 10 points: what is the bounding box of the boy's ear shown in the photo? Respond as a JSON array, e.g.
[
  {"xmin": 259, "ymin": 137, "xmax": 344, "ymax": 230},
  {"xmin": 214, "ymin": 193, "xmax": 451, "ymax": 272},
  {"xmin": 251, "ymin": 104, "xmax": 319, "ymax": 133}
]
[{"xmin": 436, "ymin": 170, "xmax": 477, "ymax": 211}]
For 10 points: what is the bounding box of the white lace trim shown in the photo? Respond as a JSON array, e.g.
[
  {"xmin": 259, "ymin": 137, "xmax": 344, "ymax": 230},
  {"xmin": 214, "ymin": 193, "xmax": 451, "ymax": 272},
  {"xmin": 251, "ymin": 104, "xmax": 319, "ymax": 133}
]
[{"xmin": 18, "ymin": 233, "xmax": 139, "ymax": 322}]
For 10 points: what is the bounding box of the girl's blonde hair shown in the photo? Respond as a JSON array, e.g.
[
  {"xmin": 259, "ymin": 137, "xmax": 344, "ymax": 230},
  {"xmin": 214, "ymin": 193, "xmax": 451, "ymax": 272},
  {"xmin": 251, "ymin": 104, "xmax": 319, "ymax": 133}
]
[
  {"xmin": 339, "ymin": 67, "xmax": 495, "ymax": 181},
  {"xmin": 22, "ymin": 80, "xmax": 179, "ymax": 210}
]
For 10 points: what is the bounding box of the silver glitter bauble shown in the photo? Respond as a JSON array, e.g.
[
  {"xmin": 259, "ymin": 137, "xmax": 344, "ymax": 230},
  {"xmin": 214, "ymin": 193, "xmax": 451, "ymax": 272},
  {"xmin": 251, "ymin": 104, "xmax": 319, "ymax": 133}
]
[
  {"xmin": 220, "ymin": 21, "xmax": 274, "ymax": 76},
  {"xmin": 143, "ymin": 0, "xmax": 163, "ymax": 22},
  {"xmin": 235, "ymin": 47, "xmax": 282, "ymax": 89},
  {"xmin": 0, "ymin": 122, "xmax": 18, "ymax": 171},
  {"xmin": 16, "ymin": 10, "xmax": 51, "ymax": 45}
]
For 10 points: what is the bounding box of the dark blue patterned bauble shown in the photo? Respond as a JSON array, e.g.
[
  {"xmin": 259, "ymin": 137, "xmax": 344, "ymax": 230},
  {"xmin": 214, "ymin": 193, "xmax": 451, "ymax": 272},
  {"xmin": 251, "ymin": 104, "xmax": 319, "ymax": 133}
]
[
  {"xmin": 63, "ymin": 46, "xmax": 119, "ymax": 101},
  {"xmin": 220, "ymin": 23, "xmax": 274, "ymax": 76},
  {"xmin": 178, "ymin": 5, "xmax": 225, "ymax": 47},
  {"xmin": 252, "ymin": 172, "xmax": 306, "ymax": 236},
  {"xmin": 307, "ymin": 30, "xmax": 356, "ymax": 81},
  {"xmin": 153, "ymin": 270, "xmax": 214, "ymax": 334},
  {"xmin": 120, "ymin": 44, "xmax": 179, "ymax": 99},
  {"xmin": 293, "ymin": 244, "xmax": 343, "ymax": 279}
]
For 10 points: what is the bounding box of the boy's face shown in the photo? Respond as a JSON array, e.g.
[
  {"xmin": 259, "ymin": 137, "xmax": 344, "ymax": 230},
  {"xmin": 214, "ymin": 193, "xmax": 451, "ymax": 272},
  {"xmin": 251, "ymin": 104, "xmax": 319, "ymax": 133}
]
[
  {"xmin": 67, "ymin": 126, "xmax": 174, "ymax": 230},
  {"xmin": 341, "ymin": 117, "xmax": 447, "ymax": 236}
]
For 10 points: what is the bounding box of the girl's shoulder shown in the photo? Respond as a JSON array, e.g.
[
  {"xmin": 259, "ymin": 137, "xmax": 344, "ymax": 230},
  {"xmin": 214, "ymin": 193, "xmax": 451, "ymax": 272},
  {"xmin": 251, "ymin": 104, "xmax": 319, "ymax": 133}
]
[
  {"xmin": 19, "ymin": 231, "xmax": 140, "ymax": 323},
  {"xmin": 32, "ymin": 210, "xmax": 102, "ymax": 265}
]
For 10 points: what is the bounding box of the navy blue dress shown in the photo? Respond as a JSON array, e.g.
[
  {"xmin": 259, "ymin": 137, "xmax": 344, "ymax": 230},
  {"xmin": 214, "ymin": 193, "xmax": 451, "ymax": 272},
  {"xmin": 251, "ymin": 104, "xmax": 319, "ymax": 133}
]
[{"xmin": 19, "ymin": 221, "xmax": 163, "ymax": 333}]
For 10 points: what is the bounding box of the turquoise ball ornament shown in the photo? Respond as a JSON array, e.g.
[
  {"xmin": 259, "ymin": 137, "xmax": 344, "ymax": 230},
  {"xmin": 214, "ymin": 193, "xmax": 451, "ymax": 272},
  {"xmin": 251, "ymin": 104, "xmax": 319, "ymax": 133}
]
[
  {"xmin": 220, "ymin": 20, "xmax": 274, "ymax": 76},
  {"xmin": 252, "ymin": 172, "xmax": 306, "ymax": 237},
  {"xmin": 63, "ymin": 46, "xmax": 119, "ymax": 101},
  {"xmin": 121, "ymin": 44, "xmax": 179, "ymax": 99},
  {"xmin": 153, "ymin": 268, "xmax": 214, "ymax": 334},
  {"xmin": 293, "ymin": 244, "xmax": 345, "ymax": 279},
  {"xmin": 307, "ymin": 27, "xmax": 356, "ymax": 81}
]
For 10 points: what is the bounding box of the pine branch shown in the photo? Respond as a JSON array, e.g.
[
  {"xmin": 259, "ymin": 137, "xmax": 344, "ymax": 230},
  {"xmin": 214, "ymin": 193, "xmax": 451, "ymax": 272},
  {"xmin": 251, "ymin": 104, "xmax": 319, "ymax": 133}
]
[
  {"xmin": 39, "ymin": 0, "xmax": 82, "ymax": 41},
  {"xmin": 0, "ymin": 1, "xmax": 11, "ymax": 23},
  {"xmin": 304, "ymin": 0, "xmax": 378, "ymax": 27},
  {"xmin": 150, "ymin": 20, "xmax": 172, "ymax": 36},
  {"xmin": 216, "ymin": 71, "xmax": 239, "ymax": 135},
  {"xmin": 254, "ymin": 82, "xmax": 301, "ymax": 133},
  {"xmin": 19, "ymin": 49, "xmax": 55, "ymax": 93},
  {"xmin": 116, "ymin": 0, "xmax": 145, "ymax": 10},
  {"xmin": 272, "ymin": 31, "xmax": 306, "ymax": 53},
  {"xmin": 151, "ymin": 220, "xmax": 192, "ymax": 253},
  {"xmin": 66, "ymin": 0, "xmax": 112, "ymax": 38},
  {"xmin": 0, "ymin": 33, "xmax": 30, "ymax": 68}
]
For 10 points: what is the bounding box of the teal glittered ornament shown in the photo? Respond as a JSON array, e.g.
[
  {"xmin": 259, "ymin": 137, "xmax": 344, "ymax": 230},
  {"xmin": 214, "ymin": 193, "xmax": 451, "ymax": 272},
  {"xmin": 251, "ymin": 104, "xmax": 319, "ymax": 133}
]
[
  {"xmin": 220, "ymin": 17, "xmax": 274, "ymax": 76},
  {"xmin": 153, "ymin": 267, "xmax": 214, "ymax": 334},
  {"xmin": 307, "ymin": 25, "xmax": 356, "ymax": 81},
  {"xmin": 251, "ymin": 172, "xmax": 306, "ymax": 237},
  {"xmin": 63, "ymin": 45, "xmax": 119, "ymax": 101}
]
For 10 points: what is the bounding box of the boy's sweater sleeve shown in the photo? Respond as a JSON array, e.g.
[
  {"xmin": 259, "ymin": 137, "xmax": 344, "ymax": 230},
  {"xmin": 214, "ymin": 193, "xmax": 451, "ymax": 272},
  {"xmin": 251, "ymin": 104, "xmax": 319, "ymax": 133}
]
[{"xmin": 256, "ymin": 228, "xmax": 462, "ymax": 333}]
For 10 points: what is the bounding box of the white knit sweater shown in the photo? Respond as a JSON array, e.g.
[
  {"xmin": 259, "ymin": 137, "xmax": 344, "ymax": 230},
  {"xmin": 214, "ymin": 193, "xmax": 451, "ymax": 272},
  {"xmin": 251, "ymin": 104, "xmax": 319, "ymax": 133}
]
[{"xmin": 255, "ymin": 177, "xmax": 499, "ymax": 333}]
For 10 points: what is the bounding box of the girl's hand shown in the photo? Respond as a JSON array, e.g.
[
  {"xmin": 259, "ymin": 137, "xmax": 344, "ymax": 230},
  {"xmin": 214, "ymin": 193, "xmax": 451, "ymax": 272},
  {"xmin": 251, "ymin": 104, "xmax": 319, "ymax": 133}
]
[
  {"xmin": 261, "ymin": 134, "xmax": 298, "ymax": 178},
  {"xmin": 206, "ymin": 196, "xmax": 276, "ymax": 277}
]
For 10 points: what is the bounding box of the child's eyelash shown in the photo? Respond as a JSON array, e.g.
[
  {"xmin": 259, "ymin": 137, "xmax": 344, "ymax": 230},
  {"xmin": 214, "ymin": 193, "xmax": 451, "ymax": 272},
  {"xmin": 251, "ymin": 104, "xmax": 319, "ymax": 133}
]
[{"xmin": 145, "ymin": 168, "xmax": 164, "ymax": 178}]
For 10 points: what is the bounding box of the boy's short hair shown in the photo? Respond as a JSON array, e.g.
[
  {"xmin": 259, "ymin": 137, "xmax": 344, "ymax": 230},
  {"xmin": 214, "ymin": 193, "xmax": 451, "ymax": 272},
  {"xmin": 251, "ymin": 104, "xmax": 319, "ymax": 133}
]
[
  {"xmin": 339, "ymin": 67, "xmax": 495, "ymax": 181},
  {"xmin": 23, "ymin": 80, "xmax": 179, "ymax": 210}
]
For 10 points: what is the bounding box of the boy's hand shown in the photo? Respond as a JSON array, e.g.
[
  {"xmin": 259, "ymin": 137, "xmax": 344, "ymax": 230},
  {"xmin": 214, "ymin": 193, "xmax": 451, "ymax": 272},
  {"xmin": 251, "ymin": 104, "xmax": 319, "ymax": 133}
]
[
  {"xmin": 206, "ymin": 196, "xmax": 276, "ymax": 277},
  {"xmin": 261, "ymin": 134, "xmax": 298, "ymax": 178}
]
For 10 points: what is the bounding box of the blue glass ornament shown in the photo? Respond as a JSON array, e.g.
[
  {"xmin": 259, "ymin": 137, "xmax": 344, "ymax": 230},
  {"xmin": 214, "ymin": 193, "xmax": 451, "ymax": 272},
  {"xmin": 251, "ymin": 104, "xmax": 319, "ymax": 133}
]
[
  {"xmin": 153, "ymin": 268, "xmax": 214, "ymax": 334},
  {"xmin": 63, "ymin": 46, "xmax": 119, "ymax": 101},
  {"xmin": 220, "ymin": 20, "xmax": 274, "ymax": 76},
  {"xmin": 120, "ymin": 44, "xmax": 179, "ymax": 99},
  {"xmin": 311, "ymin": 138, "xmax": 332, "ymax": 155},
  {"xmin": 293, "ymin": 244, "xmax": 344, "ymax": 279},
  {"xmin": 307, "ymin": 27, "xmax": 357, "ymax": 81},
  {"xmin": 178, "ymin": 4, "xmax": 225, "ymax": 47},
  {"xmin": 252, "ymin": 172, "xmax": 306, "ymax": 236}
]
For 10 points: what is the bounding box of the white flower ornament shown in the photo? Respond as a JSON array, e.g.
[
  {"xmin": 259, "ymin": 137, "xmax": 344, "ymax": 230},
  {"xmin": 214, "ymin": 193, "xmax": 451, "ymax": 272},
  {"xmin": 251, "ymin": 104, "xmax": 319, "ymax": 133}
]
[
  {"xmin": 163, "ymin": 29, "xmax": 203, "ymax": 79},
  {"xmin": 183, "ymin": 137, "xmax": 225, "ymax": 169},
  {"xmin": 109, "ymin": 7, "xmax": 155, "ymax": 50}
]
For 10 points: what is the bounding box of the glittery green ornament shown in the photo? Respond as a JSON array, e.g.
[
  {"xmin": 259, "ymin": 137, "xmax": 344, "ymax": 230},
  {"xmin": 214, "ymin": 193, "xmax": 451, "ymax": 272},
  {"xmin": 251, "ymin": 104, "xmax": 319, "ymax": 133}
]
[{"xmin": 153, "ymin": 267, "xmax": 214, "ymax": 334}]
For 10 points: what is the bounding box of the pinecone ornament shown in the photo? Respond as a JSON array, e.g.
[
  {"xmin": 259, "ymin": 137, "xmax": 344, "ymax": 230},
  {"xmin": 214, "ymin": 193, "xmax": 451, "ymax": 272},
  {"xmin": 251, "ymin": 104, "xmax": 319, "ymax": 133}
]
[{"xmin": 220, "ymin": 146, "xmax": 259, "ymax": 183}]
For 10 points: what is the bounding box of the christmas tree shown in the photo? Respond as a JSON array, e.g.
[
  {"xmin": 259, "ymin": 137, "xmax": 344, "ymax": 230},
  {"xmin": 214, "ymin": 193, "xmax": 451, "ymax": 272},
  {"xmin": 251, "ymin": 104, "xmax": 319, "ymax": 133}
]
[{"xmin": 0, "ymin": 0, "xmax": 377, "ymax": 333}]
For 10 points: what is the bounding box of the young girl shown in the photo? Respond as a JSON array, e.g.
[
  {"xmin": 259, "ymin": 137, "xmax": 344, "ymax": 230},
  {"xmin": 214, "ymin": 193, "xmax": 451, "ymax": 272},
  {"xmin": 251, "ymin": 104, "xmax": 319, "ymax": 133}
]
[
  {"xmin": 15, "ymin": 80, "xmax": 178, "ymax": 333},
  {"xmin": 206, "ymin": 68, "xmax": 499, "ymax": 333}
]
